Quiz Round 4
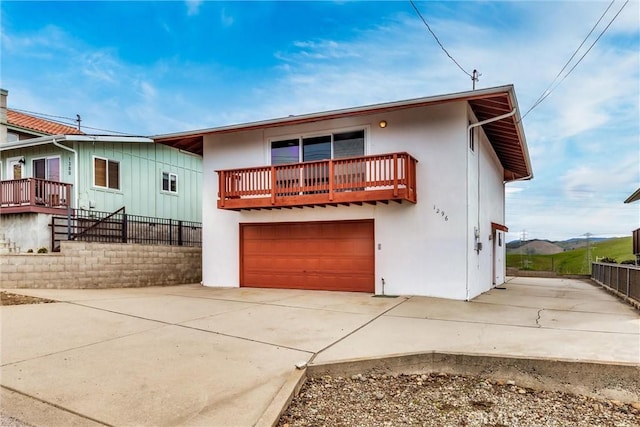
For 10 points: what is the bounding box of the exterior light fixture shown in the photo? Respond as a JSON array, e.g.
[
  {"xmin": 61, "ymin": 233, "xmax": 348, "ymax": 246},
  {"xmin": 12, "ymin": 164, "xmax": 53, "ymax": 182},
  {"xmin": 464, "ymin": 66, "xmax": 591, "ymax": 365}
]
[{"xmin": 378, "ymin": 120, "xmax": 388, "ymax": 128}]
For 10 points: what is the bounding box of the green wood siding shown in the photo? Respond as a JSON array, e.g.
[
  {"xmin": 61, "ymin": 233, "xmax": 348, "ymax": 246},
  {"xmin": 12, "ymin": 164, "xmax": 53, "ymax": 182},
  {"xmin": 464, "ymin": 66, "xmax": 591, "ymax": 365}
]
[{"xmin": 75, "ymin": 142, "xmax": 202, "ymax": 222}]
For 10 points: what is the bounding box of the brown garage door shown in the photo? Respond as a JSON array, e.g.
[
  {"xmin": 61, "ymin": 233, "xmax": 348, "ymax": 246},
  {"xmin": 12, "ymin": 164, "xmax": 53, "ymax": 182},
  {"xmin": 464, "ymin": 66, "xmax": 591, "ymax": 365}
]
[{"xmin": 240, "ymin": 220, "xmax": 374, "ymax": 292}]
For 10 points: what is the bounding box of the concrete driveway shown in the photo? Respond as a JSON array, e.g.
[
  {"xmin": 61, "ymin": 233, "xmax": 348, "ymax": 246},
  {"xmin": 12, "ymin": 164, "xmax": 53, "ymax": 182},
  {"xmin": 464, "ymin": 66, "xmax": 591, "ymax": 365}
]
[{"xmin": 1, "ymin": 277, "xmax": 638, "ymax": 426}]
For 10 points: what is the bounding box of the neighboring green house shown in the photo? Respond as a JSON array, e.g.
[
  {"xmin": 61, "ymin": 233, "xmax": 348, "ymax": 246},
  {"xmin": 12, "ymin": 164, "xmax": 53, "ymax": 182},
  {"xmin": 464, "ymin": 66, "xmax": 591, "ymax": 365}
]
[{"xmin": 0, "ymin": 89, "xmax": 202, "ymax": 252}]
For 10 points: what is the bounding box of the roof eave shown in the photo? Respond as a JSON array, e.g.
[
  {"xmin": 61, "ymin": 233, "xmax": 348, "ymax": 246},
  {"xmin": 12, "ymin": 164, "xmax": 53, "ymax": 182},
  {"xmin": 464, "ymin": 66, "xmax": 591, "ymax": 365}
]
[
  {"xmin": 624, "ymin": 188, "xmax": 640, "ymax": 204},
  {"xmin": 1, "ymin": 134, "xmax": 154, "ymax": 151}
]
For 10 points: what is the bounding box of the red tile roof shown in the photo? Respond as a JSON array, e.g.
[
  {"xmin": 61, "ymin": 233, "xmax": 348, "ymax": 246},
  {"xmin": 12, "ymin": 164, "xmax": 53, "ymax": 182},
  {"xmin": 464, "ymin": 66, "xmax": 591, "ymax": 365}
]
[{"xmin": 7, "ymin": 110, "xmax": 84, "ymax": 136}]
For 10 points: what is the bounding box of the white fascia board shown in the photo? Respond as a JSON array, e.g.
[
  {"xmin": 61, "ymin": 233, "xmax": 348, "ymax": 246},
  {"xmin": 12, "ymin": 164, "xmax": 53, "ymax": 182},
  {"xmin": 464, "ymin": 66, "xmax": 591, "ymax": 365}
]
[{"xmin": 154, "ymin": 85, "xmax": 517, "ymax": 140}]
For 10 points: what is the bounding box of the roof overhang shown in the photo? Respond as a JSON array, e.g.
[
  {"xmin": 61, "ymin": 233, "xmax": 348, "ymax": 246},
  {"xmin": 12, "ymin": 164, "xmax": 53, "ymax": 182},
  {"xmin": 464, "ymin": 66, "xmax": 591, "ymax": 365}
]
[
  {"xmin": 624, "ymin": 188, "xmax": 640, "ymax": 203},
  {"xmin": 1, "ymin": 134, "xmax": 154, "ymax": 151},
  {"xmin": 154, "ymin": 85, "xmax": 532, "ymax": 181}
]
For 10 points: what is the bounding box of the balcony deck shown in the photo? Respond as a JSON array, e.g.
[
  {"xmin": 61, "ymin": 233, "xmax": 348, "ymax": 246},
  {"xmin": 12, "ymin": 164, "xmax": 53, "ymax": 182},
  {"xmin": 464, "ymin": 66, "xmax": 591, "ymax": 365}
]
[
  {"xmin": 0, "ymin": 178, "xmax": 72, "ymax": 214},
  {"xmin": 217, "ymin": 152, "xmax": 418, "ymax": 211}
]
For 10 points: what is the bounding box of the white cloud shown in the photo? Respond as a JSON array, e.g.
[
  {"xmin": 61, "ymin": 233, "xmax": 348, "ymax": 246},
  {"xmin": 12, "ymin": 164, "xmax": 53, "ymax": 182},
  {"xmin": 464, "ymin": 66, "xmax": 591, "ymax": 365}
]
[
  {"xmin": 220, "ymin": 8, "xmax": 234, "ymax": 27},
  {"xmin": 185, "ymin": 0, "xmax": 203, "ymax": 17}
]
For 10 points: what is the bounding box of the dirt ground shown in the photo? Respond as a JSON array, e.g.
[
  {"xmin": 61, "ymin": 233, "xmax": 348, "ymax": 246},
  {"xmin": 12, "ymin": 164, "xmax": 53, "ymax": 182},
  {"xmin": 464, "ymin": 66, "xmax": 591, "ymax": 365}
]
[{"xmin": 0, "ymin": 291, "xmax": 56, "ymax": 306}]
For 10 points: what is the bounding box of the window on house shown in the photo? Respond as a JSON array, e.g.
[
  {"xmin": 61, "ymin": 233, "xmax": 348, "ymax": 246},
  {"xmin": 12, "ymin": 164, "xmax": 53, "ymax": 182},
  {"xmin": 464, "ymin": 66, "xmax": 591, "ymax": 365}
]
[
  {"xmin": 33, "ymin": 157, "xmax": 60, "ymax": 181},
  {"xmin": 271, "ymin": 130, "xmax": 366, "ymax": 193},
  {"xmin": 271, "ymin": 130, "xmax": 365, "ymax": 164},
  {"xmin": 7, "ymin": 132, "xmax": 19, "ymax": 143},
  {"xmin": 162, "ymin": 172, "xmax": 178, "ymax": 193},
  {"xmin": 94, "ymin": 157, "xmax": 120, "ymax": 190}
]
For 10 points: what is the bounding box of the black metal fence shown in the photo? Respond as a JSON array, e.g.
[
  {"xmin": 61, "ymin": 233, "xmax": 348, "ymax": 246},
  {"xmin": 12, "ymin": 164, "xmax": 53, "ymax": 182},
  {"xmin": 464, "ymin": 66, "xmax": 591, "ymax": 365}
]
[
  {"xmin": 51, "ymin": 208, "xmax": 201, "ymax": 251},
  {"xmin": 591, "ymin": 262, "xmax": 640, "ymax": 304}
]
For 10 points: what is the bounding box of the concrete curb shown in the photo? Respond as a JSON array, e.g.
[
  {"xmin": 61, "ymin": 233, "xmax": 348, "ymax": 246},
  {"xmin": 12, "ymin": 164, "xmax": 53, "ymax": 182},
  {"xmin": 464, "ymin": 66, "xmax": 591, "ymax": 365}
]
[
  {"xmin": 308, "ymin": 352, "xmax": 640, "ymax": 403},
  {"xmin": 256, "ymin": 351, "xmax": 640, "ymax": 426},
  {"xmin": 254, "ymin": 367, "xmax": 307, "ymax": 427}
]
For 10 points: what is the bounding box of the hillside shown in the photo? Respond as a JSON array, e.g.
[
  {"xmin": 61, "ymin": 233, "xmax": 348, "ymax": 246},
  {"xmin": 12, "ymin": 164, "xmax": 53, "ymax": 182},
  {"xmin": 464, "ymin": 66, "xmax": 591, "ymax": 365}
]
[
  {"xmin": 507, "ymin": 236, "xmax": 634, "ymax": 275},
  {"xmin": 506, "ymin": 239, "xmax": 564, "ymax": 255}
]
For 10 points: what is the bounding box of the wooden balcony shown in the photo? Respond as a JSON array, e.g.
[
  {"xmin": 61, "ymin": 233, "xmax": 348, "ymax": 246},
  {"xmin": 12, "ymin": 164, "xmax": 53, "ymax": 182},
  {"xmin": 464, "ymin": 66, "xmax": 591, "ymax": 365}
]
[
  {"xmin": 0, "ymin": 178, "xmax": 72, "ymax": 214},
  {"xmin": 217, "ymin": 152, "xmax": 418, "ymax": 210}
]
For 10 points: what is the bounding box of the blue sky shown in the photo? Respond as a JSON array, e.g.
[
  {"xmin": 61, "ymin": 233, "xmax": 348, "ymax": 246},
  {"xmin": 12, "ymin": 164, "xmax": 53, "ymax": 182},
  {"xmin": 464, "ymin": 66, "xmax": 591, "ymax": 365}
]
[{"xmin": 1, "ymin": 1, "xmax": 638, "ymax": 243}]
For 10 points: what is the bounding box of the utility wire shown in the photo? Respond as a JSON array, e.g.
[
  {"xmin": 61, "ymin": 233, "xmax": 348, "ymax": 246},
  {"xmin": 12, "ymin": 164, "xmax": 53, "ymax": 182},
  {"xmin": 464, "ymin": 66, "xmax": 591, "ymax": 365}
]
[
  {"xmin": 409, "ymin": 0, "xmax": 473, "ymax": 78},
  {"xmin": 521, "ymin": 0, "xmax": 629, "ymax": 121},
  {"xmin": 10, "ymin": 107, "xmax": 133, "ymax": 135},
  {"xmin": 525, "ymin": 0, "xmax": 615, "ymax": 116}
]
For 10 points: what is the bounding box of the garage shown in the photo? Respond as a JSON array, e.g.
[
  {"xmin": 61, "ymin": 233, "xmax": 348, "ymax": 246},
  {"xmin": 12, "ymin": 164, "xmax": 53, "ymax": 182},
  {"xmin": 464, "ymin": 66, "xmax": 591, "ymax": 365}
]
[{"xmin": 240, "ymin": 220, "xmax": 374, "ymax": 292}]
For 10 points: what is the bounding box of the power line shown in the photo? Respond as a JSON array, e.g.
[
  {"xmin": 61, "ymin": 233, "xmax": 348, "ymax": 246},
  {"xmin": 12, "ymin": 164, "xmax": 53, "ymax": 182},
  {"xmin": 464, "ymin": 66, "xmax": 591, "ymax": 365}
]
[
  {"xmin": 409, "ymin": 0, "xmax": 473, "ymax": 79},
  {"xmin": 10, "ymin": 107, "xmax": 133, "ymax": 136},
  {"xmin": 521, "ymin": 0, "xmax": 629, "ymax": 121},
  {"xmin": 524, "ymin": 0, "xmax": 615, "ymax": 117}
]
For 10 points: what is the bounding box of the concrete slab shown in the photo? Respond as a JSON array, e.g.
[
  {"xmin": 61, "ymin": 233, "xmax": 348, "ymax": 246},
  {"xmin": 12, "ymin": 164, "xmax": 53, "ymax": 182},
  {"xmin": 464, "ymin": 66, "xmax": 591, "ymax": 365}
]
[
  {"xmin": 312, "ymin": 315, "xmax": 640, "ymax": 364},
  {"xmin": 74, "ymin": 295, "xmax": 255, "ymax": 324},
  {"xmin": 538, "ymin": 308, "xmax": 640, "ymax": 334},
  {"xmin": 0, "ymin": 303, "xmax": 161, "ymax": 365},
  {"xmin": 474, "ymin": 288, "xmax": 633, "ymax": 314},
  {"xmin": 182, "ymin": 303, "xmax": 375, "ymax": 352},
  {"xmin": 173, "ymin": 286, "xmax": 313, "ymax": 304},
  {"xmin": 387, "ymin": 296, "xmax": 541, "ymax": 327},
  {"xmin": 1, "ymin": 325, "xmax": 308, "ymax": 427},
  {"xmin": 1, "ymin": 276, "xmax": 638, "ymax": 427},
  {"xmin": 272, "ymin": 291, "xmax": 406, "ymax": 315},
  {"xmin": 0, "ymin": 388, "xmax": 105, "ymax": 427},
  {"xmin": 499, "ymin": 282, "xmax": 613, "ymax": 300}
]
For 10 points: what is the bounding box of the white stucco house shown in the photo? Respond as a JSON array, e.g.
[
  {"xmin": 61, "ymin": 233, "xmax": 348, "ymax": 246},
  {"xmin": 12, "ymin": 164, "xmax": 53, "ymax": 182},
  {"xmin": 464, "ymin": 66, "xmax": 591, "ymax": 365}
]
[{"xmin": 156, "ymin": 85, "xmax": 532, "ymax": 300}]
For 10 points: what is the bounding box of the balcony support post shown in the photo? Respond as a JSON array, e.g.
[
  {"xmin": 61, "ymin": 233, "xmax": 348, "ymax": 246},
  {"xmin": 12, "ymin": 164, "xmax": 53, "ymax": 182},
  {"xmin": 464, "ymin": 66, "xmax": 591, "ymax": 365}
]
[
  {"xmin": 30, "ymin": 179, "xmax": 36, "ymax": 205},
  {"xmin": 328, "ymin": 160, "xmax": 335, "ymax": 202},
  {"xmin": 270, "ymin": 166, "xmax": 276, "ymax": 205},
  {"xmin": 393, "ymin": 154, "xmax": 398, "ymax": 197}
]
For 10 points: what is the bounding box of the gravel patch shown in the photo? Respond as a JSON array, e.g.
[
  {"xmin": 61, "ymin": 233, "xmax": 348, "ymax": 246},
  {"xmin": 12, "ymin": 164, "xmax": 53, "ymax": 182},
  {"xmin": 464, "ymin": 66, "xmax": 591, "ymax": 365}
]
[
  {"xmin": 278, "ymin": 372, "xmax": 640, "ymax": 426},
  {"xmin": 0, "ymin": 292, "xmax": 55, "ymax": 306},
  {"xmin": 0, "ymin": 413, "xmax": 33, "ymax": 427}
]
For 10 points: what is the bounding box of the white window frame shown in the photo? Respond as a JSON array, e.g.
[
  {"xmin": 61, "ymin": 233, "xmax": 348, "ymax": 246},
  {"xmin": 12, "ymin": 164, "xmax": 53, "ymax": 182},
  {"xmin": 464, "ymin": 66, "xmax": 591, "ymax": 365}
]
[
  {"xmin": 161, "ymin": 171, "xmax": 178, "ymax": 194},
  {"xmin": 32, "ymin": 155, "xmax": 61, "ymax": 181},
  {"xmin": 268, "ymin": 126, "xmax": 369, "ymax": 164},
  {"xmin": 93, "ymin": 155, "xmax": 120, "ymax": 190}
]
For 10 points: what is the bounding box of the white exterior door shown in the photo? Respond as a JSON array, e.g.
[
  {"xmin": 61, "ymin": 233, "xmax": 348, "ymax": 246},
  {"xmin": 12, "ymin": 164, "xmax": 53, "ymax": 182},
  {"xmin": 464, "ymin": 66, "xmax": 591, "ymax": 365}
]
[{"xmin": 493, "ymin": 229, "xmax": 506, "ymax": 285}]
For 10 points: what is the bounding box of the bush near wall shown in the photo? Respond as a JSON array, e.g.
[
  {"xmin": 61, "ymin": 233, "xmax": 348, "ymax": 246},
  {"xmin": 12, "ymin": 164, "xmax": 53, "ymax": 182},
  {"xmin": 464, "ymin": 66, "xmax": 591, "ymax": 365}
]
[{"xmin": 0, "ymin": 241, "xmax": 202, "ymax": 289}]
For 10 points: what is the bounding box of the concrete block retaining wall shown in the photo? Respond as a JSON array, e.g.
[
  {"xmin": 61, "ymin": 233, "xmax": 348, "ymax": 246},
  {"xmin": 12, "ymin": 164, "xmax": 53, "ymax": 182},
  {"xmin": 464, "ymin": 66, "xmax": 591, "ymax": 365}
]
[{"xmin": 0, "ymin": 241, "xmax": 201, "ymax": 289}]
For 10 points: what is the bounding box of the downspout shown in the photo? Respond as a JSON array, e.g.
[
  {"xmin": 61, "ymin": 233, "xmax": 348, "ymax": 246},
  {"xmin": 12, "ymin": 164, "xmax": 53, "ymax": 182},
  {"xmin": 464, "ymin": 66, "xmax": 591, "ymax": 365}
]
[
  {"xmin": 465, "ymin": 108, "xmax": 516, "ymax": 300},
  {"xmin": 52, "ymin": 138, "xmax": 78, "ymax": 209}
]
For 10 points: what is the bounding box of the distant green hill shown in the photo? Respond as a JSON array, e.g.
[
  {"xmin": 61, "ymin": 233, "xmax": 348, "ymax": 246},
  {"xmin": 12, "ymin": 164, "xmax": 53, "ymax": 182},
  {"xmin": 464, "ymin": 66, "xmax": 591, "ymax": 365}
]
[{"xmin": 506, "ymin": 236, "xmax": 634, "ymax": 275}]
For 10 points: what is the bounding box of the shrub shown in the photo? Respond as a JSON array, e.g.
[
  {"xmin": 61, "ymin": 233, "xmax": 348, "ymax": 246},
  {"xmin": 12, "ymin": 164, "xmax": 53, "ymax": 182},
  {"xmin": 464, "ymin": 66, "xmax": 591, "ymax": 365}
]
[
  {"xmin": 599, "ymin": 257, "xmax": 617, "ymax": 264},
  {"xmin": 37, "ymin": 247, "xmax": 48, "ymax": 254},
  {"xmin": 27, "ymin": 249, "xmax": 33, "ymax": 253},
  {"xmin": 620, "ymin": 259, "xmax": 637, "ymax": 265}
]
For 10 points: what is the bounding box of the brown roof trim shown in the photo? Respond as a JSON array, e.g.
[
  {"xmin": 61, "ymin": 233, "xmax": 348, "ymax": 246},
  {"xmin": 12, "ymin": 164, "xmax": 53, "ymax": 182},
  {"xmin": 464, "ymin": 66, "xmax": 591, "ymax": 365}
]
[
  {"xmin": 154, "ymin": 85, "xmax": 532, "ymax": 180},
  {"xmin": 624, "ymin": 188, "xmax": 640, "ymax": 203},
  {"xmin": 491, "ymin": 222, "xmax": 509, "ymax": 232}
]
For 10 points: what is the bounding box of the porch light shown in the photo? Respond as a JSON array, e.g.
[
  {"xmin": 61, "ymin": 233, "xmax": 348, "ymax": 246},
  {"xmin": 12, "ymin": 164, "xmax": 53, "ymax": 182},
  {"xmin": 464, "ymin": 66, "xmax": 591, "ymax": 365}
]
[{"xmin": 379, "ymin": 120, "xmax": 388, "ymax": 128}]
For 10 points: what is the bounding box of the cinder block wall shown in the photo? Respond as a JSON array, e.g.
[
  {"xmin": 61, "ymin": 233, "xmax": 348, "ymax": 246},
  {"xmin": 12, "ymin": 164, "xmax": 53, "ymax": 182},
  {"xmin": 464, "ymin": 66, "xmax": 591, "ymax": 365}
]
[{"xmin": 0, "ymin": 241, "xmax": 202, "ymax": 289}]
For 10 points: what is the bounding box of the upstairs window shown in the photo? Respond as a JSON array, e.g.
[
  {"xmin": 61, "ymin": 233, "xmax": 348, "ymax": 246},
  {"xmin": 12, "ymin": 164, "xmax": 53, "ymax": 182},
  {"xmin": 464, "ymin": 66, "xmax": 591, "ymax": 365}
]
[
  {"xmin": 94, "ymin": 157, "xmax": 120, "ymax": 190},
  {"xmin": 271, "ymin": 130, "xmax": 365, "ymax": 164},
  {"xmin": 162, "ymin": 172, "xmax": 178, "ymax": 193}
]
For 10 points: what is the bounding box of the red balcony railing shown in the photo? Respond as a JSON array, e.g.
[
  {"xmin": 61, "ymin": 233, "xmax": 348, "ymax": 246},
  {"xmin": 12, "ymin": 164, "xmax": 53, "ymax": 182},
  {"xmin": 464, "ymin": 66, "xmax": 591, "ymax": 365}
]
[
  {"xmin": 217, "ymin": 152, "xmax": 417, "ymax": 210},
  {"xmin": 0, "ymin": 178, "xmax": 72, "ymax": 214}
]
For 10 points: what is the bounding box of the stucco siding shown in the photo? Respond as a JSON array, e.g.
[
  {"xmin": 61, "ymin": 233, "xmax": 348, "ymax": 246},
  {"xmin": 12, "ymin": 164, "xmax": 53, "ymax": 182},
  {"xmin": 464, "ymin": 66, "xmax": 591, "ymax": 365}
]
[{"xmin": 203, "ymin": 102, "xmax": 474, "ymax": 299}]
